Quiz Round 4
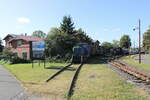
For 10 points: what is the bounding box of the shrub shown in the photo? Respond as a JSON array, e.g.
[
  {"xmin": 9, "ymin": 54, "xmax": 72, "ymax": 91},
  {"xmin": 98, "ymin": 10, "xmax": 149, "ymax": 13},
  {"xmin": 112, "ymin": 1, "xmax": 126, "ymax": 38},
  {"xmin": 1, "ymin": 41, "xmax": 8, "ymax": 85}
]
[
  {"xmin": 47, "ymin": 53, "xmax": 72, "ymax": 63},
  {"xmin": 10, "ymin": 56, "xmax": 30, "ymax": 64},
  {"xmin": 1, "ymin": 48, "xmax": 30, "ymax": 64}
]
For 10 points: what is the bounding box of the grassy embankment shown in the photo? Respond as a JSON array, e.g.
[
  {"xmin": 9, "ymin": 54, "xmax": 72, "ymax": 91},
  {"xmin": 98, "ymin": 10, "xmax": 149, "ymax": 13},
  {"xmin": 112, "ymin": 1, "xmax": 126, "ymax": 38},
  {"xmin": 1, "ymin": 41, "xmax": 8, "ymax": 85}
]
[
  {"xmin": 145, "ymin": 55, "xmax": 150, "ymax": 60},
  {"xmin": 0, "ymin": 59, "xmax": 149, "ymax": 100},
  {"xmin": 120, "ymin": 55, "xmax": 150, "ymax": 72}
]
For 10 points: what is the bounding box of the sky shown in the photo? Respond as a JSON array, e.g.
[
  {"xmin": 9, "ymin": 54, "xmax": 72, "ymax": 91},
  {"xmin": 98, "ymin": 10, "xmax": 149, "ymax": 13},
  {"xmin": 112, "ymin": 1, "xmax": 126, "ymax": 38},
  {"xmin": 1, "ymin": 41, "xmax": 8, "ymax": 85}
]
[{"xmin": 0, "ymin": 0, "xmax": 150, "ymax": 47}]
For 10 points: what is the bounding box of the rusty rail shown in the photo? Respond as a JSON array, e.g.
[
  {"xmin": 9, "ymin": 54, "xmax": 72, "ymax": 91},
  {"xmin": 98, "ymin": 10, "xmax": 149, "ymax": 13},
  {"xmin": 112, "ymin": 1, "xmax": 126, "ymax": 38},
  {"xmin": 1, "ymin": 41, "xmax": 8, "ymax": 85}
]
[
  {"xmin": 46, "ymin": 63, "xmax": 84, "ymax": 100},
  {"xmin": 67, "ymin": 63, "xmax": 84, "ymax": 100},
  {"xmin": 110, "ymin": 60, "xmax": 150, "ymax": 83},
  {"xmin": 46, "ymin": 63, "xmax": 73, "ymax": 82}
]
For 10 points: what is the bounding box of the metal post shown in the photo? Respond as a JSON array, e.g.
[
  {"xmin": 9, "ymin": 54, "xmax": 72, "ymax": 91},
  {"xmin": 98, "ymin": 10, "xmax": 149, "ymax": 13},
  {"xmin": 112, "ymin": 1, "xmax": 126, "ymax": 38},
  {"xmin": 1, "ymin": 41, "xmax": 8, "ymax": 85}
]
[
  {"xmin": 139, "ymin": 19, "xmax": 141, "ymax": 64},
  {"xmin": 81, "ymin": 56, "xmax": 83, "ymax": 63},
  {"xmin": 32, "ymin": 60, "xmax": 34, "ymax": 68},
  {"xmin": 44, "ymin": 59, "xmax": 46, "ymax": 69},
  {"xmin": 39, "ymin": 60, "xmax": 40, "ymax": 66},
  {"xmin": 133, "ymin": 40, "xmax": 135, "ymax": 50}
]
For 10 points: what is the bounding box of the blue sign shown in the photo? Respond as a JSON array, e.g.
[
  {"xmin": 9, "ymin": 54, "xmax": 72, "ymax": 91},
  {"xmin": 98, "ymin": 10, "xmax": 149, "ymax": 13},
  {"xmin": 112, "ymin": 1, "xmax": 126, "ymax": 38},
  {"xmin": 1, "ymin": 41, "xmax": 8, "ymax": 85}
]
[
  {"xmin": 32, "ymin": 42, "xmax": 45, "ymax": 51},
  {"xmin": 32, "ymin": 42, "xmax": 45, "ymax": 59}
]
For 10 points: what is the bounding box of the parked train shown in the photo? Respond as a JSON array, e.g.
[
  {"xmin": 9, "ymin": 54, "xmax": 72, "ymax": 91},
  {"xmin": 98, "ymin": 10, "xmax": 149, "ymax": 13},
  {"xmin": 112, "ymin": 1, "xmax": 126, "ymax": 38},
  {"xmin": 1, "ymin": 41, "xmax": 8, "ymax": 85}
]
[
  {"xmin": 72, "ymin": 43, "xmax": 100, "ymax": 63},
  {"xmin": 72, "ymin": 43, "xmax": 131, "ymax": 63}
]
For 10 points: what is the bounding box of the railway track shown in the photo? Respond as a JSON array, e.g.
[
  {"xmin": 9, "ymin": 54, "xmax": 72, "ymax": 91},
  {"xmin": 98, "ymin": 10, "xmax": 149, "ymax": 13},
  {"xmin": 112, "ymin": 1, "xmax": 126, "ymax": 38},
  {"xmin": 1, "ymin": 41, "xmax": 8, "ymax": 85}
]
[
  {"xmin": 46, "ymin": 63, "xmax": 73, "ymax": 82},
  {"xmin": 46, "ymin": 63, "xmax": 84, "ymax": 100},
  {"xmin": 110, "ymin": 60, "xmax": 150, "ymax": 83}
]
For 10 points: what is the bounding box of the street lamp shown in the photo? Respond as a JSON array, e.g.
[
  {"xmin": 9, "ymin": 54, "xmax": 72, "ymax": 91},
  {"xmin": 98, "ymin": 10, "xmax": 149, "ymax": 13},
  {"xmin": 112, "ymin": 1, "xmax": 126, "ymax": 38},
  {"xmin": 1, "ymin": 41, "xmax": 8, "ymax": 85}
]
[{"xmin": 133, "ymin": 19, "xmax": 141, "ymax": 64}]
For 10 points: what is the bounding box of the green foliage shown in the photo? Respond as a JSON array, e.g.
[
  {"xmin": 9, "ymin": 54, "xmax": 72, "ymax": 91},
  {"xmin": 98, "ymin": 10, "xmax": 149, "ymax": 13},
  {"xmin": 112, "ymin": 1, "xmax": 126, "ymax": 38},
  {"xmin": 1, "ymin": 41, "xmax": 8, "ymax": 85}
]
[
  {"xmin": 101, "ymin": 42, "xmax": 113, "ymax": 49},
  {"xmin": 0, "ymin": 39, "xmax": 3, "ymax": 52},
  {"xmin": 120, "ymin": 35, "xmax": 131, "ymax": 49},
  {"xmin": 45, "ymin": 27, "xmax": 77, "ymax": 60},
  {"xmin": 74, "ymin": 28, "xmax": 93, "ymax": 44},
  {"xmin": 45, "ymin": 16, "xmax": 94, "ymax": 62},
  {"xmin": 1, "ymin": 48, "xmax": 29, "ymax": 64},
  {"xmin": 121, "ymin": 56, "xmax": 150, "ymax": 72},
  {"xmin": 9, "ymin": 56, "xmax": 29, "ymax": 64},
  {"xmin": 2, "ymin": 48, "xmax": 15, "ymax": 61},
  {"xmin": 32, "ymin": 30, "xmax": 46, "ymax": 38},
  {"xmin": 143, "ymin": 29, "xmax": 150, "ymax": 51},
  {"xmin": 60, "ymin": 16, "xmax": 75, "ymax": 35},
  {"xmin": 101, "ymin": 42, "xmax": 113, "ymax": 54},
  {"xmin": 112, "ymin": 40, "xmax": 120, "ymax": 47}
]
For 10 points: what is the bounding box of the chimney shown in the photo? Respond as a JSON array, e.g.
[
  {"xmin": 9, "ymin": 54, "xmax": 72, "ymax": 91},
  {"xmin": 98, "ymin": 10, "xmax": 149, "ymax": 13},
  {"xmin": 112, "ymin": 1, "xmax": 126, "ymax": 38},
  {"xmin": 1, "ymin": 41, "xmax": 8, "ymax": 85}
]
[{"xmin": 25, "ymin": 33, "xmax": 27, "ymax": 36}]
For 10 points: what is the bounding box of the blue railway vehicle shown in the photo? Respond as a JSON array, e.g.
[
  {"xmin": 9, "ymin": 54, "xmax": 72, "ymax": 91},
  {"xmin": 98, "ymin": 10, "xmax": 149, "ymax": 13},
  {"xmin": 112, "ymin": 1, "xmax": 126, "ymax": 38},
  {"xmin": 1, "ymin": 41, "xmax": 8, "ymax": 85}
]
[{"xmin": 72, "ymin": 43, "xmax": 92, "ymax": 63}]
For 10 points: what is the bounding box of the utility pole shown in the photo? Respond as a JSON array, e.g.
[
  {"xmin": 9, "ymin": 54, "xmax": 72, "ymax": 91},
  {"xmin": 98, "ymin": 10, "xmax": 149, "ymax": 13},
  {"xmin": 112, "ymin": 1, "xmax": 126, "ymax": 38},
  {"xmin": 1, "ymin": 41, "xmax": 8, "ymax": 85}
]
[
  {"xmin": 139, "ymin": 19, "xmax": 141, "ymax": 64},
  {"xmin": 133, "ymin": 19, "xmax": 141, "ymax": 64},
  {"xmin": 133, "ymin": 40, "xmax": 135, "ymax": 50}
]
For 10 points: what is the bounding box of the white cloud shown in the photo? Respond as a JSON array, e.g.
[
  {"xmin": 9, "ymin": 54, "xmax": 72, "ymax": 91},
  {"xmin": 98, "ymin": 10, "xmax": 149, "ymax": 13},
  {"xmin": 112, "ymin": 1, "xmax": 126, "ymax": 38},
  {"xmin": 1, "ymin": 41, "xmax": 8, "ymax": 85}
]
[{"xmin": 17, "ymin": 17, "xmax": 30, "ymax": 23}]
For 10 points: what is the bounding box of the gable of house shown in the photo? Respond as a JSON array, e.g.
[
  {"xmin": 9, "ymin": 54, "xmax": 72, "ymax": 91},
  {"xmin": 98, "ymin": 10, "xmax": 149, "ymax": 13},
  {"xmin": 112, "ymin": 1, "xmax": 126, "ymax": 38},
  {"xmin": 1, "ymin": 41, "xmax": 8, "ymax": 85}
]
[{"xmin": 3, "ymin": 34, "xmax": 43, "ymax": 59}]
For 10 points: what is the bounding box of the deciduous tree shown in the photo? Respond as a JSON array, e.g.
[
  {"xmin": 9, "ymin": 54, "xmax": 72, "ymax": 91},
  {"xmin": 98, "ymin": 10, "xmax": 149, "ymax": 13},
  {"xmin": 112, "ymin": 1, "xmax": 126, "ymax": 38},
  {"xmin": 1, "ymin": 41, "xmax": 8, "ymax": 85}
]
[
  {"xmin": 143, "ymin": 29, "xmax": 150, "ymax": 51},
  {"xmin": 32, "ymin": 30, "xmax": 46, "ymax": 38},
  {"xmin": 0, "ymin": 38, "xmax": 3, "ymax": 52},
  {"xmin": 120, "ymin": 35, "xmax": 131, "ymax": 49}
]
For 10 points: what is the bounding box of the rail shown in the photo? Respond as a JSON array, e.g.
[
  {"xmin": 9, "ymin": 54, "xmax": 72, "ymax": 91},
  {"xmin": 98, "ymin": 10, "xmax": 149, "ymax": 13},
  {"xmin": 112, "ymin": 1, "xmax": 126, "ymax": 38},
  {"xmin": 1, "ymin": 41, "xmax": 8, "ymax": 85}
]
[{"xmin": 110, "ymin": 60, "xmax": 150, "ymax": 83}]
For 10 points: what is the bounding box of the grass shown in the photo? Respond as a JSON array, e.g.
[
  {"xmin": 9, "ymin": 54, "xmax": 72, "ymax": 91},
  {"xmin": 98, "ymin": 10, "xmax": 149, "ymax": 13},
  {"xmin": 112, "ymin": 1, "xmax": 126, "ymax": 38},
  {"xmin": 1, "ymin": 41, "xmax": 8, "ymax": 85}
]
[
  {"xmin": 0, "ymin": 59, "xmax": 149, "ymax": 100},
  {"xmin": 71, "ymin": 63, "xmax": 149, "ymax": 100},
  {"xmin": 145, "ymin": 55, "xmax": 150, "ymax": 60},
  {"xmin": 120, "ymin": 55, "xmax": 150, "ymax": 72},
  {"xmin": 0, "ymin": 61, "xmax": 69, "ymax": 83}
]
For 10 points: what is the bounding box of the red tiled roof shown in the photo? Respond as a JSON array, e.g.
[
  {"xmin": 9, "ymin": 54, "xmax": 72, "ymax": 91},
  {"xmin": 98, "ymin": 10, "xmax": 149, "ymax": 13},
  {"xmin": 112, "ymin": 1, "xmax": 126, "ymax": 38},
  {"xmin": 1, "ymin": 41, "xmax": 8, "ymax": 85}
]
[
  {"xmin": 21, "ymin": 36, "xmax": 43, "ymax": 42},
  {"xmin": 4, "ymin": 34, "xmax": 43, "ymax": 42}
]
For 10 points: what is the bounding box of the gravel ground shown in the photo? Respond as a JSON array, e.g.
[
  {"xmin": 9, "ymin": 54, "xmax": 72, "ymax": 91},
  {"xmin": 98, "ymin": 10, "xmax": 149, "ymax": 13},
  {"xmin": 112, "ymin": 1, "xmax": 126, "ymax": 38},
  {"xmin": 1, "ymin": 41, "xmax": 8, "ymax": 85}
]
[{"xmin": 107, "ymin": 63, "xmax": 150, "ymax": 95}]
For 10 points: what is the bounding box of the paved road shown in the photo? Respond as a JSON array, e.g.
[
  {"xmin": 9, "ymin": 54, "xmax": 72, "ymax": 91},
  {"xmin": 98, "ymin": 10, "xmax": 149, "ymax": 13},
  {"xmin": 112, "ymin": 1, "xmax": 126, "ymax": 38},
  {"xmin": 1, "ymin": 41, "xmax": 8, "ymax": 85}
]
[
  {"xmin": 134, "ymin": 54, "xmax": 150, "ymax": 64},
  {"xmin": 0, "ymin": 65, "xmax": 29, "ymax": 100}
]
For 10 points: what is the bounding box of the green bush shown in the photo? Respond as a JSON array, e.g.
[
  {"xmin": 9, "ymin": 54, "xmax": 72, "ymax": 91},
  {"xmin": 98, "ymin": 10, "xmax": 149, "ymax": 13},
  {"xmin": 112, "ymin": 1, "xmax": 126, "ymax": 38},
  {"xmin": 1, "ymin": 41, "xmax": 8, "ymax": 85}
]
[
  {"xmin": 47, "ymin": 53, "xmax": 72, "ymax": 63},
  {"xmin": 10, "ymin": 56, "xmax": 30, "ymax": 64},
  {"xmin": 1, "ymin": 48, "xmax": 30, "ymax": 64}
]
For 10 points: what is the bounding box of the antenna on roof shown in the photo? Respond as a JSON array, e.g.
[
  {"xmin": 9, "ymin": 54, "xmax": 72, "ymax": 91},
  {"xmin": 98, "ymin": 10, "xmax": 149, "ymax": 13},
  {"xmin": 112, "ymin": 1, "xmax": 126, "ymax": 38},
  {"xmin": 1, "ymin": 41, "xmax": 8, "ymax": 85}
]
[{"xmin": 25, "ymin": 33, "xmax": 27, "ymax": 36}]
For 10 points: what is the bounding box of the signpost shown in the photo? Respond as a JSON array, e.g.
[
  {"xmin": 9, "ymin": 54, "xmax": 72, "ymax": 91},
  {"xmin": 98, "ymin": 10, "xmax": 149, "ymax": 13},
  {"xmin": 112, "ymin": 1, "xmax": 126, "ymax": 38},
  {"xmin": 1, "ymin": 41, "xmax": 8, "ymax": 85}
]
[{"xmin": 30, "ymin": 41, "xmax": 46, "ymax": 68}]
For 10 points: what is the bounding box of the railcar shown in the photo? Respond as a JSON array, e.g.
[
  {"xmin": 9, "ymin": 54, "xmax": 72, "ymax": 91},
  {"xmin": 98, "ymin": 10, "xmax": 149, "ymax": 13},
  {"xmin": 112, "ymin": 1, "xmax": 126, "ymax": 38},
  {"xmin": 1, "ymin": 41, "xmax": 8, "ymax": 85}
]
[{"xmin": 72, "ymin": 43, "xmax": 100, "ymax": 63}]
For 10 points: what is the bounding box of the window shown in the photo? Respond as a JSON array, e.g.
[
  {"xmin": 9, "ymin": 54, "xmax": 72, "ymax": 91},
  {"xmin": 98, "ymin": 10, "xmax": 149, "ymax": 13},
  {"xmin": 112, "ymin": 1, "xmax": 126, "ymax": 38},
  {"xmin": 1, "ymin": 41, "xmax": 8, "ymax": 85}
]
[
  {"xmin": 22, "ymin": 52, "xmax": 27, "ymax": 59},
  {"xmin": 17, "ymin": 41, "xmax": 22, "ymax": 46},
  {"xmin": 14, "ymin": 52, "xmax": 18, "ymax": 56}
]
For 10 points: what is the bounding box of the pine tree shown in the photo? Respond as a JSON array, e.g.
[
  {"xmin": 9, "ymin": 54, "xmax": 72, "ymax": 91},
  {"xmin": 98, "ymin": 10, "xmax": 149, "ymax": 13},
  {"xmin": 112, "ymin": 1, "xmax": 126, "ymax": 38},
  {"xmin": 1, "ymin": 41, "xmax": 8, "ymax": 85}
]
[{"xmin": 60, "ymin": 16, "xmax": 75, "ymax": 35}]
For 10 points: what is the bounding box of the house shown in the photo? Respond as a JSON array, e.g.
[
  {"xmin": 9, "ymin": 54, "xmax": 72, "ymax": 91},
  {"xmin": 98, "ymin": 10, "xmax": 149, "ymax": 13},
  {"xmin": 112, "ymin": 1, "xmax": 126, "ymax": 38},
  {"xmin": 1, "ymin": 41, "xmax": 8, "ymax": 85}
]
[{"xmin": 3, "ymin": 34, "xmax": 43, "ymax": 59}]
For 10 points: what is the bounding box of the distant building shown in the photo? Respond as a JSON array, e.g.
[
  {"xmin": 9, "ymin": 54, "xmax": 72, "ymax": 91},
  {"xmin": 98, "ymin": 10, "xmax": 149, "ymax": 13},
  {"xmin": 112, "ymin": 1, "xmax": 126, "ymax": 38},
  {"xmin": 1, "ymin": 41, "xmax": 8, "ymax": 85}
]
[{"xmin": 3, "ymin": 34, "xmax": 43, "ymax": 59}]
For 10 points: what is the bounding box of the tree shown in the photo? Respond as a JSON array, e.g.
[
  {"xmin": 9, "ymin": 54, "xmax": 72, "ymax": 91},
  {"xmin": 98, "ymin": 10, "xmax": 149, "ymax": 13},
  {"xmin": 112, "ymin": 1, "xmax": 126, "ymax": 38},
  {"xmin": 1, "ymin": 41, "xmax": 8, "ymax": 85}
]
[
  {"xmin": 101, "ymin": 42, "xmax": 113, "ymax": 54},
  {"xmin": 2, "ymin": 48, "xmax": 15, "ymax": 60},
  {"xmin": 60, "ymin": 16, "xmax": 75, "ymax": 35},
  {"xmin": 74, "ymin": 28, "xmax": 93, "ymax": 44},
  {"xmin": 0, "ymin": 38, "xmax": 3, "ymax": 52},
  {"xmin": 32, "ymin": 30, "xmax": 46, "ymax": 38},
  {"xmin": 101, "ymin": 42, "xmax": 113, "ymax": 49},
  {"xmin": 143, "ymin": 29, "xmax": 150, "ymax": 51},
  {"xmin": 45, "ymin": 28, "xmax": 62, "ymax": 57},
  {"xmin": 45, "ymin": 27, "xmax": 76, "ymax": 57},
  {"xmin": 45, "ymin": 16, "xmax": 95, "ymax": 61},
  {"xmin": 112, "ymin": 40, "xmax": 120, "ymax": 47},
  {"xmin": 120, "ymin": 35, "xmax": 131, "ymax": 49}
]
